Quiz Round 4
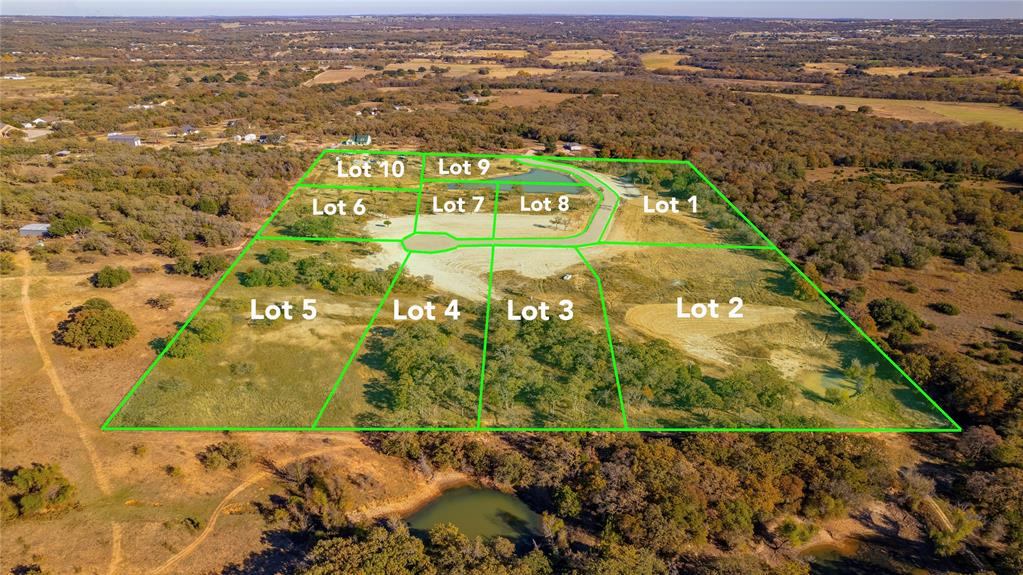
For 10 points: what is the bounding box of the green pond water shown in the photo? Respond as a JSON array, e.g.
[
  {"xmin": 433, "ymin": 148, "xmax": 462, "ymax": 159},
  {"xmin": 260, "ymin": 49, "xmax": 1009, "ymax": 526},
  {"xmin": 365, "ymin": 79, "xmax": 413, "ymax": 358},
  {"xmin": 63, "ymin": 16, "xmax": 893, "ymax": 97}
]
[
  {"xmin": 405, "ymin": 486, "xmax": 541, "ymax": 539},
  {"xmin": 453, "ymin": 168, "xmax": 585, "ymax": 194}
]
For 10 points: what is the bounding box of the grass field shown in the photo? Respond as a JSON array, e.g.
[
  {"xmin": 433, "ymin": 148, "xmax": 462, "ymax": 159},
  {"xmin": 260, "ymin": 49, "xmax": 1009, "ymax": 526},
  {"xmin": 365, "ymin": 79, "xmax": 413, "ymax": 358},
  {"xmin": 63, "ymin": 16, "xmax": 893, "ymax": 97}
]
[
  {"xmin": 487, "ymin": 89, "xmax": 579, "ymax": 108},
  {"xmin": 764, "ymin": 93, "xmax": 1023, "ymax": 131},
  {"xmin": 304, "ymin": 67, "xmax": 375, "ymax": 85},
  {"xmin": 803, "ymin": 62, "xmax": 849, "ymax": 74},
  {"xmin": 639, "ymin": 52, "xmax": 708, "ymax": 72},
  {"xmin": 583, "ymin": 245, "xmax": 953, "ymax": 429},
  {"xmin": 545, "ymin": 49, "xmax": 615, "ymax": 64},
  {"xmin": 865, "ymin": 66, "xmax": 942, "ymax": 76}
]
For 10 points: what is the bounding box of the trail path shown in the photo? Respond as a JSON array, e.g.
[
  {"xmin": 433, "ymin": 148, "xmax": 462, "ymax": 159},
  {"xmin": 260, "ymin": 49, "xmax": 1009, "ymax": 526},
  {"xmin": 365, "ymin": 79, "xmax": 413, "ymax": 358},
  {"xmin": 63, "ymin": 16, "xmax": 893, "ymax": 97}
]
[{"xmin": 16, "ymin": 251, "xmax": 111, "ymax": 495}]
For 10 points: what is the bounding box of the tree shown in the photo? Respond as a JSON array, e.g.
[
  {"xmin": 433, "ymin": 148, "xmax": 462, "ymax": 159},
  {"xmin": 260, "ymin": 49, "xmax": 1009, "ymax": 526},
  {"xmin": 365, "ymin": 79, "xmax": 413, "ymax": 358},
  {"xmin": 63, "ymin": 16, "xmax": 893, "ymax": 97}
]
[
  {"xmin": 198, "ymin": 441, "xmax": 251, "ymax": 471},
  {"xmin": 929, "ymin": 506, "xmax": 981, "ymax": 557},
  {"xmin": 0, "ymin": 253, "xmax": 17, "ymax": 275},
  {"xmin": 792, "ymin": 262, "xmax": 822, "ymax": 301},
  {"xmin": 92, "ymin": 266, "xmax": 131, "ymax": 288},
  {"xmin": 554, "ymin": 485, "xmax": 582, "ymax": 517},
  {"xmin": 867, "ymin": 298, "xmax": 923, "ymax": 334},
  {"xmin": 301, "ymin": 525, "xmax": 434, "ymax": 575},
  {"xmin": 843, "ymin": 359, "xmax": 877, "ymax": 396},
  {"xmin": 57, "ymin": 299, "xmax": 137, "ymax": 349},
  {"xmin": 262, "ymin": 247, "xmax": 289, "ymax": 264},
  {"xmin": 48, "ymin": 213, "xmax": 93, "ymax": 236},
  {"xmin": 193, "ymin": 254, "xmax": 229, "ymax": 279},
  {"xmin": 2, "ymin": 463, "xmax": 77, "ymax": 518}
]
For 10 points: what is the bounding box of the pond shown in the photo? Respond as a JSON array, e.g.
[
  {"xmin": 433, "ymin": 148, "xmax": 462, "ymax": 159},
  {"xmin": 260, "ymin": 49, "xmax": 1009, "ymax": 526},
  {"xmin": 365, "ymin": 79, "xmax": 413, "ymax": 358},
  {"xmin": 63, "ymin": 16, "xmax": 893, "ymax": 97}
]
[
  {"xmin": 452, "ymin": 168, "xmax": 586, "ymax": 194},
  {"xmin": 405, "ymin": 486, "xmax": 542, "ymax": 540}
]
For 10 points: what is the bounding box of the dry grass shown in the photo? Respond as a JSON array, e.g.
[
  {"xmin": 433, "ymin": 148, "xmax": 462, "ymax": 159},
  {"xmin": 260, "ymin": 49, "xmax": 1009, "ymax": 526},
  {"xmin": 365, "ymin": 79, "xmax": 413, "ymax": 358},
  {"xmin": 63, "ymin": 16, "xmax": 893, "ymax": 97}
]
[
  {"xmin": 640, "ymin": 52, "xmax": 708, "ymax": 72},
  {"xmin": 803, "ymin": 62, "xmax": 849, "ymax": 74},
  {"xmin": 486, "ymin": 89, "xmax": 578, "ymax": 108},
  {"xmin": 304, "ymin": 67, "xmax": 374, "ymax": 85},
  {"xmin": 544, "ymin": 49, "xmax": 615, "ymax": 64},
  {"xmin": 865, "ymin": 66, "xmax": 942, "ymax": 76},
  {"xmin": 764, "ymin": 93, "xmax": 1023, "ymax": 130}
]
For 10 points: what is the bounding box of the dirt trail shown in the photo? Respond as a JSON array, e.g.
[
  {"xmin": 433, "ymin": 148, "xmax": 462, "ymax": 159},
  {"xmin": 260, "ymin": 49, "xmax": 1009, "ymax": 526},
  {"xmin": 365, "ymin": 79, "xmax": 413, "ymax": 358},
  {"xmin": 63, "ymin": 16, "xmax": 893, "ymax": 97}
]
[
  {"xmin": 150, "ymin": 442, "xmax": 466, "ymax": 574},
  {"xmin": 16, "ymin": 251, "xmax": 112, "ymax": 495},
  {"xmin": 108, "ymin": 523, "xmax": 124, "ymax": 575},
  {"xmin": 150, "ymin": 441, "xmax": 394, "ymax": 573}
]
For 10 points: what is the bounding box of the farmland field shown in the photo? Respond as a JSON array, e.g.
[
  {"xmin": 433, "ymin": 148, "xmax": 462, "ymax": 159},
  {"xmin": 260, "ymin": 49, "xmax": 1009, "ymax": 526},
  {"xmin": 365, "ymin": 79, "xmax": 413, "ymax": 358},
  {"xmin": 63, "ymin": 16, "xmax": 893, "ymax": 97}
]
[{"xmin": 763, "ymin": 93, "xmax": 1023, "ymax": 130}]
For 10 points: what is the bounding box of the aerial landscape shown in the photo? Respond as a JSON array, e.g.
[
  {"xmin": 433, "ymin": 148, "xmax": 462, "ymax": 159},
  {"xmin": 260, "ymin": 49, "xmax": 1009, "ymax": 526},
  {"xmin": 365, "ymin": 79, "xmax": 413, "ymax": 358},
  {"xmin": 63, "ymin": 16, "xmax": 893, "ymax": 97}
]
[{"xmin": 1, "ymin": 3, "xmax": 1022, "ymax": 574}]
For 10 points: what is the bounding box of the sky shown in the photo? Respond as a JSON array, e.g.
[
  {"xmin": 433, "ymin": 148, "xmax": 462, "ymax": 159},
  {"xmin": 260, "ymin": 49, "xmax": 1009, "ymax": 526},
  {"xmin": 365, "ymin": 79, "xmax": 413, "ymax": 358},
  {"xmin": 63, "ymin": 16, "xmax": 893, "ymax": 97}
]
[{"xmin": 1, "ymin": 1, "xmax": 1020, "ymax": 19}]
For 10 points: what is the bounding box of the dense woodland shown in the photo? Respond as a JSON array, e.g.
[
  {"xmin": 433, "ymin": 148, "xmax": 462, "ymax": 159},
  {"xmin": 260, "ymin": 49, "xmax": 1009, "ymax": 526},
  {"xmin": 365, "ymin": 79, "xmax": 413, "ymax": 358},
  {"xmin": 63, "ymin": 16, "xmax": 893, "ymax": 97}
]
[{"xmin": 1, "ymin": 15, "xmax": 1022, "ymax": 575}]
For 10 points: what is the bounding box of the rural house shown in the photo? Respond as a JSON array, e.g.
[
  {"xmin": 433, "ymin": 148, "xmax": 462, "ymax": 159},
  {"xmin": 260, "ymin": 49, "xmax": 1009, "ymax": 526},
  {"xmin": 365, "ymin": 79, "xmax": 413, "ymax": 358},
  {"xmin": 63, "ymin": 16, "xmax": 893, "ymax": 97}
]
[
  {"xmin": 19, "ymin": 223, "xmax": 50, "ymax": 237},
  {"xmin": 107, "ymin": 133, "xmax": 142, "ymax": 146}
]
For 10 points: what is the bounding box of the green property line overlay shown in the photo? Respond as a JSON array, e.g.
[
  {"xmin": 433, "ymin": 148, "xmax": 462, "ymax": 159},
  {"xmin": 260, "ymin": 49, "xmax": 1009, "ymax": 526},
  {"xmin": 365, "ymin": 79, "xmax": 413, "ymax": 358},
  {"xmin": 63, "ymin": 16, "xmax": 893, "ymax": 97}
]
[
  {"xmin": 103, "ymin": 149, "xmax": 960, "ymax": 433},
  {"xmin": 476, "ymin": 246, "xmax": 497, "ymax": 428},
  {"xmin": 577, "ymin": 248, "xmax": 629, "ymax": 429},
  {"xmin": 101, "ymin": 149, "xmax": 329, "ymax": 430},
  {"xmin": 311, "ymin": 253, "xmax": 411, "ymax": 428}
]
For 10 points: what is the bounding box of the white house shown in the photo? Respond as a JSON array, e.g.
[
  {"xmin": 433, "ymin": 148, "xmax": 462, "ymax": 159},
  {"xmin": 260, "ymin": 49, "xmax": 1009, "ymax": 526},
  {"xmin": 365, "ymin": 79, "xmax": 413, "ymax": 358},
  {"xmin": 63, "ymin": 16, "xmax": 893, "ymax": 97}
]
[{"xmin": 241, "ymin": 133, "xmax": 258, "ymax": 142}]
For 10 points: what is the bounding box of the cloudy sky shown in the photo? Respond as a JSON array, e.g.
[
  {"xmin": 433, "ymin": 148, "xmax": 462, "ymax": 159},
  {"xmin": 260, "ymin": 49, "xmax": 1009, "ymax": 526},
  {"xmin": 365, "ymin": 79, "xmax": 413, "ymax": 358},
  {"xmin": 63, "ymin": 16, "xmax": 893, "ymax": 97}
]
[{"xmin": 1, "ymin": 1, "xmax": 1020, "ymax": 19}]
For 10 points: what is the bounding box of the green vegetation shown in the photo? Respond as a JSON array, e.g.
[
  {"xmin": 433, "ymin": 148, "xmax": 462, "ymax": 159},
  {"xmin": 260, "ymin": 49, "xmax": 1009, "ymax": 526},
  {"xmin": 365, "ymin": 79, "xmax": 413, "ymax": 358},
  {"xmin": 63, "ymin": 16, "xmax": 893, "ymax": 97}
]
[
  {"xmin": 92, "ymin": 265, "xmax": 131, "ymax": 288},
  {"xmin": 928, "ymin": 302, "xmax": 961, "ymax": 315},
  {"xmin": 1, "ymin": 463, "xmax": 77, "ymax": 519},
  {"xmin": 56, "ymin": 298, "xmax": 137, "ymax": 349},
  {"xmin": 197, "ymin": 440, "xmax": 251, "ymax": 471}
]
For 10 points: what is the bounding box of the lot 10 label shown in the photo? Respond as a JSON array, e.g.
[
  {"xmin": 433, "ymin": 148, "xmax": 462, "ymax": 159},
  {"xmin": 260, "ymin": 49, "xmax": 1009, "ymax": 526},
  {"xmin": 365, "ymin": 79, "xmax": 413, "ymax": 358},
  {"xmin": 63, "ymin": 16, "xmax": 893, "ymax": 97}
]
[{"xmin": 336, "ymin": 158, "xmax": 404, "ymax": 178}]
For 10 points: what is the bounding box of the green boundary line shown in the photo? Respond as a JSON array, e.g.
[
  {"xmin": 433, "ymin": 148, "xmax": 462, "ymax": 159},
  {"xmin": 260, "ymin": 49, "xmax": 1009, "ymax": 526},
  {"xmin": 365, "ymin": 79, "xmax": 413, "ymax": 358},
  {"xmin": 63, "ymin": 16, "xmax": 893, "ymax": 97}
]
[
  {"xmin": 104, "ymin": 148, "xmax": 960, "ymax": 433},
  {"xmin": 101, "ymin": 149, "xmax": 328, "ymax": 429},
  {"xmin": 310, "ymin": 253, "xmax": 411, "ymax": 428},
  {"xmin": 425, "ymin": 178, "xmax": 582, "ymax": 187},
  {"xmin": 103, "ymin": 426, "xmax": 960, "ymax": 432},
  {"xmin": 296, "ymin": 183, "xmax": 420, "ymax": 192},
  {"xmin": 476, "ymin": 246, "xmax": 497, "ymax": 428},
  {"xmin": 577, "ymin": 248, "xmax": 629, "ymax": 429},
  {"xmin": 686, "ymin": 162, "xmax": 959, "ymax": 432}
]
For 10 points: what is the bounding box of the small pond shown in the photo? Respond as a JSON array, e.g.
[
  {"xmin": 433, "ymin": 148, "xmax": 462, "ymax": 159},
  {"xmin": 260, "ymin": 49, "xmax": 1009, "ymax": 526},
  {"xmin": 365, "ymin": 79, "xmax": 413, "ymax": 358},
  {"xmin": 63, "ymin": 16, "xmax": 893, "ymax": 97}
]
[{"xmin": 405, "ymin": 486, "xmax": 541, "ymax": 540}]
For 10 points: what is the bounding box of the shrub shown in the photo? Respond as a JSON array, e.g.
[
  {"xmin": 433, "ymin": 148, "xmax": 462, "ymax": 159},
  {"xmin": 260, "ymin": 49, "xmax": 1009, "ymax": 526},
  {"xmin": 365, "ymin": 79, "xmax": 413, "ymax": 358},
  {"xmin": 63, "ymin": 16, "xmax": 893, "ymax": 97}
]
[
  {"xmin": 46, "ymin": 257, "xmax": 72, "ymax": 272},
  {"xmin": 193, "ymin": 254, "xmax": 228, "ymax": 279},
  {"xmin": 0, "ymin": 253, "xmax": 17, "ymax": 275},
  {"xmin": 2, "ymin": 463, "xmax": 77, "ymax": 518},
  {"xmin": 171, "ymin": 256, "xmax": 194, "ymax": 275},
  {"xmin": 262, "ymin": 247, "xmax": 289, "ymax": 264},
  {"xmin": 147, "ymin": 293, "xmax": 175, "ymax": 310},
  {"xmin": 190, "ymin": 316, "xmax": 229, "ymax": 343},
  {"xmin": 57, "ymin": 300, "xmax": 137, "ymax": 349},
  {"xmin": 929, "ymin": 302, "xmax": 961, "ymax": 316},
  {"xmin": 164, "ymin": 331, "xmax": 202, "ymax": 358},
  {"xmin": 868, "ymin": 298, "xmax": 923, "ymax": 334},
  {"xmin": 778, "ymin": 518, "xmax": 818, "ymax": 546},
  {"xmin": 198, "ymin": 441, "xmax": 251, "ymax": 471},
  {"xmin": 0, "ymin": 230, "xmax": 18, "ymax": 252},
  {"xmin": 48, "ymin": 213, "xmax": 93, "ymax": 236},
  {"xmin": 93, "ymin": 265, "xmax": 131, "ymax": 288}
]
